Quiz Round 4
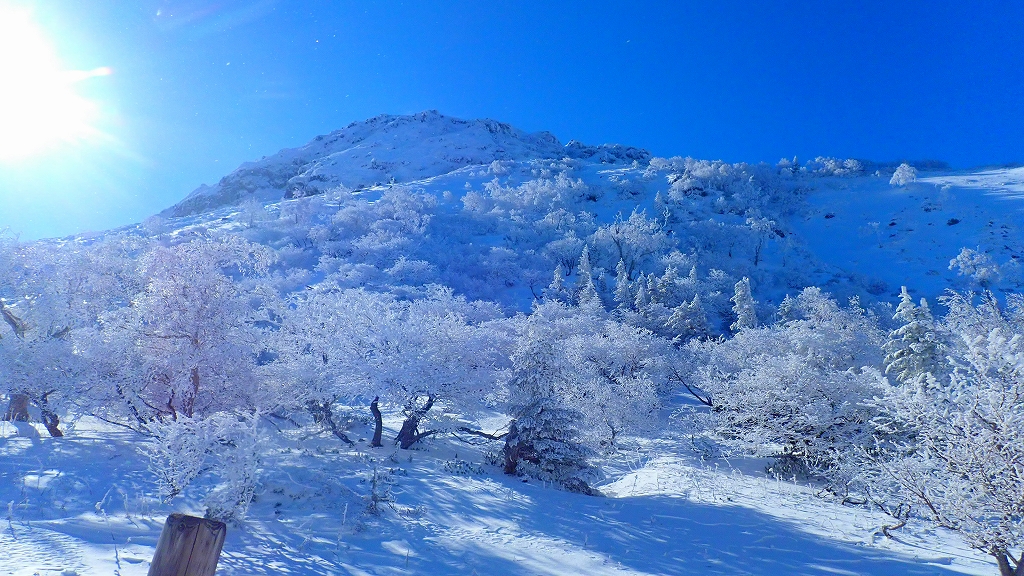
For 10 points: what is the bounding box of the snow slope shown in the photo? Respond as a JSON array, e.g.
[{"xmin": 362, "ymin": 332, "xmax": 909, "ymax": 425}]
[
  {"xmin": 792, "ymin": 169, "xmax": 1024, "ymax": 302},
  {"xmin": 0, "ymin": 417, "xmax": 997, "ymax": 576},
  {"xmin": 155, "ymin": 112, "xmax": 1024, "ymax": 311},
  {"xmin": 161, "ymin": 110, "xmax": 648, "ymax": 218}
]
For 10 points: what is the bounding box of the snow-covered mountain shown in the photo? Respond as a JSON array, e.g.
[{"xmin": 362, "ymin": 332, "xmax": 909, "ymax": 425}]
[
  {"xmin": 162, "ymin": 110, "xmax": 649, "ymax": 217},
  {"xmin": 5, "ymin": 112, "xmax": 1024, "ymax": 576}
]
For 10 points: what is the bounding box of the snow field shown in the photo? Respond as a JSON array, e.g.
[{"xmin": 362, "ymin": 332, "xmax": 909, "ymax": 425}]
[{"xmin": 0, "ymin": 417, "xmax": 998, "ymax": 575}]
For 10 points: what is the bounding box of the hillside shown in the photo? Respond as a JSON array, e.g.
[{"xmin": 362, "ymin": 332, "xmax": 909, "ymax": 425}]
[
  {"xmin": 2, "ymin": 113, "xmax": 1023, "ymax": 576},
  {"xmin": 161, "ymin": 110, "xmax": 648, "ymax": 218}
]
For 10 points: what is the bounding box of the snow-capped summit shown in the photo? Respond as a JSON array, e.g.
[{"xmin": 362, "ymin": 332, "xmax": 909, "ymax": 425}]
[{"xmin": 162, "ymin": 110, "xmax": 649, "ymax": 217}]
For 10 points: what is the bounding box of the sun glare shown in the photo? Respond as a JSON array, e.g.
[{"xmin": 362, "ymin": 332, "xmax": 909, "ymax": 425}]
[{"xmin": 0, "ymin": 6, "xmax": 110, "ymax": 162}]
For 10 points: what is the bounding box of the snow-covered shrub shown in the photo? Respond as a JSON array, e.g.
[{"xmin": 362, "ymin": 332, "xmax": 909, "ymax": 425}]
[
  {"xmin": 690, "ymin": 287, "xmax": 887, "ymax": 482},
  {"xmin": 481, "ymin": 172, "xmax": 590, "ymax": 218},
  {"xmin": 949, "ymin": 247, "xmax": 1001, "ymax": 288},
  {"xmin": 803, "ymin": 157, "xmax": 864, "ymax": 177},
  {"xmin": 313, "ymin": 188, "xmax": 435, "ymax": 272},
  {"xmin": 889, "ymin": 162, "xmax": 917, "ymax": 186},
  {"xmin": 148, "ymin": 411, "xmax": 265, "ymax": 521}
]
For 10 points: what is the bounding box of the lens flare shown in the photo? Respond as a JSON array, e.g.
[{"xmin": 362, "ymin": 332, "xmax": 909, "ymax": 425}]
[{"xmin": 0, "ymin": 6, "xmax": 109, "ymax": 161}]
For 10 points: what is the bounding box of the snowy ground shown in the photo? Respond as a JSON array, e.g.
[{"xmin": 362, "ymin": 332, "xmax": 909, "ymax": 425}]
[
  {"xmin": 792, "ymin": 169, "xmax": 1024, "ymax": 302},
  {"xmin": 0, "ymin": 416, "xmax": 996, "ymax": 576}
]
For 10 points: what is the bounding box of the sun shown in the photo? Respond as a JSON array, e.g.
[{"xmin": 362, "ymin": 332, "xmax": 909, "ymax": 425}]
[{"xmin": 0, "ymin": 6, "xmax": 110, "ymax": 162}]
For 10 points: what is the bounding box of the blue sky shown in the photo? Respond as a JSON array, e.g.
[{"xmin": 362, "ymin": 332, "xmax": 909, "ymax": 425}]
[{"xmin": 1, "ymin": 0, "xmax": 1022, "ymax": 239}]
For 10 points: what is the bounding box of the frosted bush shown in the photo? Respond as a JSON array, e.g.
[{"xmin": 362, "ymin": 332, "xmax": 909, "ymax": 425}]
[
  {"xmin": 949, "ymin": 247, "xmax": 1001, "ymax": 287},
  {"xmin": 889, "ymin": 162, "xmax": 917, "ymax": 186},
  {"xmin": 690, "ymin": 288, "xmax": 886, "ymax": 481}
]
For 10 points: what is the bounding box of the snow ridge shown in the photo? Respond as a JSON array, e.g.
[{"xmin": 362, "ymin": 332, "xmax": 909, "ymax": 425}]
[{"xmin": 162, "ymin": 110, "xmax": 649, "ymax": 217}]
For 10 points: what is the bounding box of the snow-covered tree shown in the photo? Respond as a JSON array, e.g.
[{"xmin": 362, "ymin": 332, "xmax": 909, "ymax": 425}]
[
  {"xmin": 575, "ymin": 246, "xmax": 600, "ymax": 307},
  {"xmin": 266, "ymin": 285, "xmax": 386, "ymax": 444},
  {"xmin": 613, "ymin": 259, "xmax": 631, "ymax": 308},
  {"xmin": 692, "ymin": 287, "xmax": 886, "ymax": 481},
  {"xmin": 889, "ymin": 162, "xmax": 917, "ymax": 187},
  {"xmin": 501, "ymin": 300, "xmax": 667, "ymax": 489},
  {"xmin": 331, "ymin": 286, "xmax": 506, "ymax": 449},
  {"xmin": 99, "ymin": 237, "xmax": 275, "ymax": 423},
  {"xmin": 0, "ymin": 234, "xmax": 146, "ymax": 436},
  {"xmin": 501, "ymin": 311, "xmax": 598, "ymax": 494},
  {"xmin": 730, "ymin": 277, "xmax": 757, "ymax": 332},
  {"xmin": 543, "ymin": 264, "xmax": 570, "ymax": 303},
  {"xmin": 867, "ymin": 313, "xmax": 1024, "ymax": 575},
  {"xmin": 561, "ymin": 318, "xmax": 663, "ymax": 447},
  {"xmin": 590, "ymin": 209, "xmax": 673, "ymax": 280},
  {"xmin": 746, "ymin": 216, "xmax": 776, "ymax": 267},
  {"xmin": 543, "ymin": 232, "xmax": 585, "ymax": 276},
  {"xmin": 85, "ymin": 237, "xmax": 278, "ymax": 519},
  {"xmin": 949, "ymin": 247, "xmax": 1001, "ymax": 288},
  {"xmin": 665, "ymin": 294, "xmax": 711, "ymax": 341},
  {"xmin": 883, "ymin": 287, "xmax": 944, "ymax": 384}
]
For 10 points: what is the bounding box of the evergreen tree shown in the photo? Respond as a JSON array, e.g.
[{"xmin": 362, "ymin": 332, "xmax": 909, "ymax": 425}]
[
  {"xmin": 883, "ymin": 286, "xmax": 944, "ymax": 384},
  {"xmin": 665, "ymin": 294, "xmax": 710, "ymax": 341},
  {"xmin": 633, "ymin": 277, "xmax": 649, "ymax": 311},
  {"xmin": 544, "ymin": 264, "xmax": 569, "ymax": 302},
  {"xmin": 578, "ymin": 245, "xmax": 593, "ymax": 279},
  {"xmin": 613, "ymin": 259, "xmax": 631, "ymax": 308},
  {"xmin": 576, "ymin": 246, "xmax": 600, "ymax": 307},
  {"xmin": 502, "ymin": 326, "xmax": 597, "ymax": 494},
  {"xmin": 655, "ymin": 266, "xmax": 680, "ymax": 303},
  {"xmin": 730, "ymin": 277, "xmax": 757, "ymax": 332}
]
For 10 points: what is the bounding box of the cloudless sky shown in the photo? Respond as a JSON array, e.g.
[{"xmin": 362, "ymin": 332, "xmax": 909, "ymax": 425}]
[{"xmin": 1, "ymin": 0, "xmax": 1022, "ymax": 239}]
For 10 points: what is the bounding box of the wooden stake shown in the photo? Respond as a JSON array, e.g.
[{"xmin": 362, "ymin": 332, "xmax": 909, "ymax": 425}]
[{"xmin": 148, "ymin": 514, "xmax": 226, "ymax": 576}]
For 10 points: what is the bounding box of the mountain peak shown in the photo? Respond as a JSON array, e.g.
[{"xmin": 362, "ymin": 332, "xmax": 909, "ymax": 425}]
[{"xmin": 162, "ymin": 111, "xmax": 649, "ymax": 218}]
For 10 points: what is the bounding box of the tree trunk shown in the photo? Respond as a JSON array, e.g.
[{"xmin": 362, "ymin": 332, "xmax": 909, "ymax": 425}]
[
  {"xmin": 0, "ymin": 303, "xmax": 28, "ymax": 338},
  {"xmin": 996, "ymin": 552, "xmax": 1013, "ymax": 576},
  {"xmin": 395, "ymin": 418, "xmax": 418, "ymax": 449},
  {"xmin": 370, "ymin": 396, "xmax": 383, "ymax": 448},
  {"xmin": 992, "ymin": 548, "xmax": 1024, "ymax": 576},
  {"xmin": 36, "ymin": 393, "xmax": 63, "ymax": 437},
  {"xmin": 502, "ymin": 421, "xmax": 521, "ymax": 475},
  {"xmin": 40, "ymin": 410, "xmax": 63, "ymax": 437},
  {"xmin": 395, "ymin": 395, "xmax": 434, "ymax": 449},
  {"xmin": 182, "ymin": 366, "xmax": 200, "ymax": 419},
  {"xmin": 3, "ymin": 393, "xmax": 30, "ymax": 422}
]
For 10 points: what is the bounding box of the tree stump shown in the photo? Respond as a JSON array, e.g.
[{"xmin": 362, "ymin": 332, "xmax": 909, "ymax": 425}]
[
  {"xmin": 3, "ymin": 393, "xmax": 30, "ymax": 422},
  {"xmin": 148, "ymin": 514, "xmax": 227, "ymax": 576}
]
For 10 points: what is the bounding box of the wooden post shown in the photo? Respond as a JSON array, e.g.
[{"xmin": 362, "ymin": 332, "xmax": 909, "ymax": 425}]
[{"xmin": 148, "ymin": 514, "xmax": 227, "ymax": 576}]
